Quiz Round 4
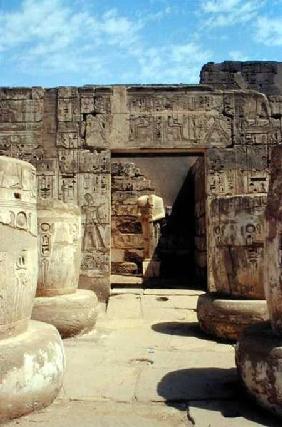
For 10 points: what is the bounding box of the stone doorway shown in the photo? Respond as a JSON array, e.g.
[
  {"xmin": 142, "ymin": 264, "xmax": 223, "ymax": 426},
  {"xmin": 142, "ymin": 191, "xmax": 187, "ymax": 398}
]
[{"xmin": 111, "ymin": 153, "xmax": 207, "ymax": 290}]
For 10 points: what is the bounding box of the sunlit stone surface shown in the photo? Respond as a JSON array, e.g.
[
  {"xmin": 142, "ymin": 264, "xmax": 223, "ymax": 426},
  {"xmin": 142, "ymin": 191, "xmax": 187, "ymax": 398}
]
[{"xmin": 0, "ymin": 157, "xmax": 64, "ymax": 422}]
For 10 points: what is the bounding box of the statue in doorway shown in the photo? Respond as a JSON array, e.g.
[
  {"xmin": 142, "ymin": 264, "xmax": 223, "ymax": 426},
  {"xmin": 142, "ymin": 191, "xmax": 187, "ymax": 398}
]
[{"xmin": 137, "ymin": 194, "xmax": 165, "ymax": 278}]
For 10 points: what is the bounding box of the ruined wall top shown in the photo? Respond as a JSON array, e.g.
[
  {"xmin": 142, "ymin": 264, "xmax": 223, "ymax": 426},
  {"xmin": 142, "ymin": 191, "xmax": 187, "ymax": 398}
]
[{"xmin": 200, "ymin": 61, "xmax": 282, "ymax": 95}]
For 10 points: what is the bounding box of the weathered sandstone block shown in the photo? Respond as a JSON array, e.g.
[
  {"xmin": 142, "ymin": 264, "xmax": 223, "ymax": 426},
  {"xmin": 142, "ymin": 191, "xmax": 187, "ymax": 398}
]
[
  {"xmin": 264, "ymin": 147, "xmax": 282, "ymax": 333},
  {"xmin": 0, "ymin": 157, "xmax": 65, "ymax": 422},
  {"xmin": 0, "ymin": 321, "xmax": 65, "ymax": 422},
  {"xmin": 33, "ymin": 200, "xmax": 98, "ymax": 337},
  {"xmin": 198, "ymin": 193, "xmax": 269, "ymax": 341},
  {"xmin": 236, "ymin": 322, "xmax": 282, "ymax": 417},
  {"xmin": 37, "ymin": 200, "xmax": 81, "ymax": 296},
  {"xmin": 32, "ymin": 290, "xmax": 98, "ymax": 338},
  {"xmin": 208, "ymin": 195, "xmax": 266, "ymax": 299},
  {"xmin": 0, "ymin": 156, "xmax": 37, "ymax": 337},
  {"xmin": 236, "ymin": 146, "xmax": 282, "ymax": 417},
  {"xmin": 197, "ymin": 294, "xmax": 268, "ymax": 341}
]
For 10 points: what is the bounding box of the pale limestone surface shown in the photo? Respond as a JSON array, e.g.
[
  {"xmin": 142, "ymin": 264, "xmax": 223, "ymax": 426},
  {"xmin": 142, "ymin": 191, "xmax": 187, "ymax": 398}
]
[
  {"xmin": 0, "ymin": 156, "xmax": 38, "ymax": 337},
  {"xmin": 37, "ymin": 200, "xmax": 82, "ymax": 297},
  {"xmin": 7, "ymin": 291, "xmax": 279, "ymax": 427}
]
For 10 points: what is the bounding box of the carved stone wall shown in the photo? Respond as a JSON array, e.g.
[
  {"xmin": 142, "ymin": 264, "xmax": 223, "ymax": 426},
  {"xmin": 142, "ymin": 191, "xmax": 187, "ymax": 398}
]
[
  {"xmin": 191, "ymin": 157, "xmax": 206, "ymax": 285},
  {"xmin": 111, "ymin": 160, "xmax": 154, "ymax": 275},
  {"xmin": 0, "ymin": 87, "xmax": 111, "ymax": 301},
  {"xmin": 0, "ymin": 65, "xmax": 281, "ymax": 299},
  {"xmin": 200, "ymin": 61, "xmax": 282, "ymax": 95}
]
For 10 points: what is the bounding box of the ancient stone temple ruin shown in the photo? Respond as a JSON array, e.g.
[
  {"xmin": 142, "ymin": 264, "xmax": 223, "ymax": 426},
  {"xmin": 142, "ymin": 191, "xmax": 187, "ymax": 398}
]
[
  {"xmin": 1, "ymin": 61, "xmax": 282, "ymax": 421},
  {"xmin": 1, "ymin": 63, "xmax": 280, "ymax": 315}
]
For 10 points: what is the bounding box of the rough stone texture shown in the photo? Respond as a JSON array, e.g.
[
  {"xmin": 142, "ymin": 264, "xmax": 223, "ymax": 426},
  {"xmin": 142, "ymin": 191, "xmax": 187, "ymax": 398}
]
[
  {"xmin": 236, "ymin": 146, "xmax": 282, "ymax": 419},
  {"xmin": 200, "ymin": 61, "xmax": 282, "ymax": 95},
  {"xmin": 191, "ymin": 156, "xmax": 206, "ymax": 285},
  {"xmin": 37, "ymin": 200, "xmax": 81, "ymax": 296},
  {"xmin": 236, "ymin": 322, "xmax": 282, "ymax": 417},
  {"xmin": 0, "ymin": 156, "xmax": 37, "ymax": 338},
  {"xmin": 32, "ymin": 289, "xmax": 98, "ymax": 338},
  {"xmin": 208, "ymin": 195, "xmax": 266, "ymax": 298},
  {"xmin": 5, "ymin": 291, "xmax": 278, "ymax": 427},
  {"xmin": 0, "ymin": 67, "xmax": 281, "ymax": 300},
  {"xmin": 197, "ymin": 294, "xmax": 269, "ymax": 341},
  {"xmin": 111, "ymin": 161, "xmax": 153, "ymax": 275},
  {"xmin": 0, "ymin": 157, "xmax": 65, "ymax": 422},
  {"xmin": 265, "ymin": 146, "xmax": 282, "ymax": 333},
  {"xmin": 0, "ymin": 67, "xmax": 282, "ymax": 299},
  {"xmin": 0, "ymin": 320, "xmax": 65, "ymax": 423},
  {"xmin": 34, "ymin": 200, "xmax": 98, "ymax": 337}
]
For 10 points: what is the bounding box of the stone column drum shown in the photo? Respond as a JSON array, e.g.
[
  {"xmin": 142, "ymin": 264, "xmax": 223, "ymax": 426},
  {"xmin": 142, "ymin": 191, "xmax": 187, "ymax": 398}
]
[
  {"xmin": 197, "ymin": 195, "xmax": 269, "ymax": 341},
  {"xmin": 236, "ymin": 146, "xmax": 282, "ymax": 417},
  {"xmin": 0, "ymin": 156, "xmax": 64, "ymax": 422},
  {"xmin": 32, "ymin": 200, "xmax": 98, "ymax": 338}
]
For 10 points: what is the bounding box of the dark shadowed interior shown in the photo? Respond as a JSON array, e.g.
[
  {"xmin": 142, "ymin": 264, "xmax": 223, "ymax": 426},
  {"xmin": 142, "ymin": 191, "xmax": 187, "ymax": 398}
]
[{"xmin": 111, "ymin": 154, "xmax": 206, "ymax": 288}]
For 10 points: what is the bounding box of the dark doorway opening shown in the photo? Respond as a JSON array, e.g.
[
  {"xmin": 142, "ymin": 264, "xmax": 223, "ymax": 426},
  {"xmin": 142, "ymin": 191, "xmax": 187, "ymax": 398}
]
[{"xmin": 111, "ymin": 153, "xmax": 207, "ymax": 290}]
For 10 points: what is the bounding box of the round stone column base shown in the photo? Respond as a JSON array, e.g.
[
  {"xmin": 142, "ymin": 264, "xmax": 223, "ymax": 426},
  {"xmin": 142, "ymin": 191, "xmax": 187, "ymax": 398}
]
[
  {"xmin": 197, "ymin": 293, "xmax": 269, "ymax": 341},
  {"xmin": 236, "ymin": 322, "xmax": 282, "ymax": 417},
  {"xmin": 32, "ymin": 289, "xmax": 99, "ymax": 338},
  {"xmin": 0, "ymin": 320, "xmax": 64, "ymax": 422}
]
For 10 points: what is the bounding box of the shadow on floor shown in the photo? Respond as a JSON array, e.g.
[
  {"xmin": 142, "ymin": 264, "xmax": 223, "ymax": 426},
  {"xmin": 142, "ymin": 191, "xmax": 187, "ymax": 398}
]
[
  {"xmin": 151, "ymin": 321, "xmax": 232, "ymax": 344},
  {"xmin": 157, "ymin": 368, "xmax": 281, "ymax": 426}
]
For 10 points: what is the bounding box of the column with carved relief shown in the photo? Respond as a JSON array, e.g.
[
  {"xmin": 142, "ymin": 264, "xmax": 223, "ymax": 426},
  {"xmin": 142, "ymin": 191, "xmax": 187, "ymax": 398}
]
[{"xmin": 0, "ymin": 156, "xmax": 65, "ymax": 422}]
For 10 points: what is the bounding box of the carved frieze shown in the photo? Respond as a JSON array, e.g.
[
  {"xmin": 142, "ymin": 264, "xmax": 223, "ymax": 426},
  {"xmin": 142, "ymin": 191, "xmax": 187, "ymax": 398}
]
[
  {"xmin": 129, "ymin": 113, "xmax": 232, "ymax": 147},
  {"xmin": 0, "ymin": 99, "xmax": 43, "ymax": 122},
  {"xmin": 128, "ymin": 93, "xmax": 224, "ymax": 113}
]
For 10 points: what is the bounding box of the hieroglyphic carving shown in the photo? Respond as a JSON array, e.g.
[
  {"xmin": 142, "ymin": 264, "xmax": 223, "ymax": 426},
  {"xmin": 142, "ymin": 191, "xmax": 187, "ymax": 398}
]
[
  {"xmin": 39, "ymin": 221, "xmax": 53, "ymax": 286},
  {"xmin": 37, "ymin": 159, "xmax": 59, "ymax": 200},
  {"xmin": 0, "ymin": 100, "xmax": 43, "ymax": 122},
  {"xmin": 57, "ymin": 98, "xmax": 80, "ymax": 122},
  {"xmin": 0, "ymin": 78, "xmax": 281, "ymax": 297},
  {"xmin": 81, "ymin": 95, "xmax": 111, "ymax": 114},
  {"xmin": 208, "ymin": 195, "xmax": 266, "ymax": 298},
  {"xmin": 37, "ymin": 200, "xmax": 82, "ymax": 296},
  {"xmin": 207, "ymin": 147, "xmax": 270, "ymax": 196},
  {"xmin": 129, "ymin": 113, "xmax": 232, "ymax": 147},
  {"xmin": 78, "ymin": 174, "xmax": 109, "ymax": 205},
  {"xmin": 82, "ymin": 114, "xmax": 111, "ymax": 148},
  {"xmin": 80, "ymin": 192, "xmax": 110, "ymax": 273},
  {"xmin": 82, "ymin": 212, "xmax": 109, "ymax": 251},
  {"xmin": 56, "ymin": 132, "xmax": 80, "ymax": 148},
  {"xmin": 58, "ymin": 175, "xmax": 78, "ymax": 203},
  {"xmin": 128, "ymin": 92, "xmax": 223, "ymax": 113},
  {"xmin": 58, "ymin": 149, "xmax": 79, "ymax": 174},
  {"xmin": 0, "ymin": 157, "xmax": 38, "ymax": 333},
  {"xmin": 78, "ymin": 150, "xmax": 110, "ymax": 174}
]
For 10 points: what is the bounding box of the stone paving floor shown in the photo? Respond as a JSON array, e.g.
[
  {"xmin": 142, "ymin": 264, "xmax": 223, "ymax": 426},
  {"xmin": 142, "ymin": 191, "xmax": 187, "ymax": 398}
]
[{"xmin": 7, "ymin": 288, "xmax": 282, "ymax": 426}]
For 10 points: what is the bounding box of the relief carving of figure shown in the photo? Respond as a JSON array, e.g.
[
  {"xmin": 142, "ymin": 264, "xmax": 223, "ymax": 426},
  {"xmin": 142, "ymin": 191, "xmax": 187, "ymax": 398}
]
[{"xmin": 82, "ymin": 193, "xmax": 108, "ymax": 251}]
